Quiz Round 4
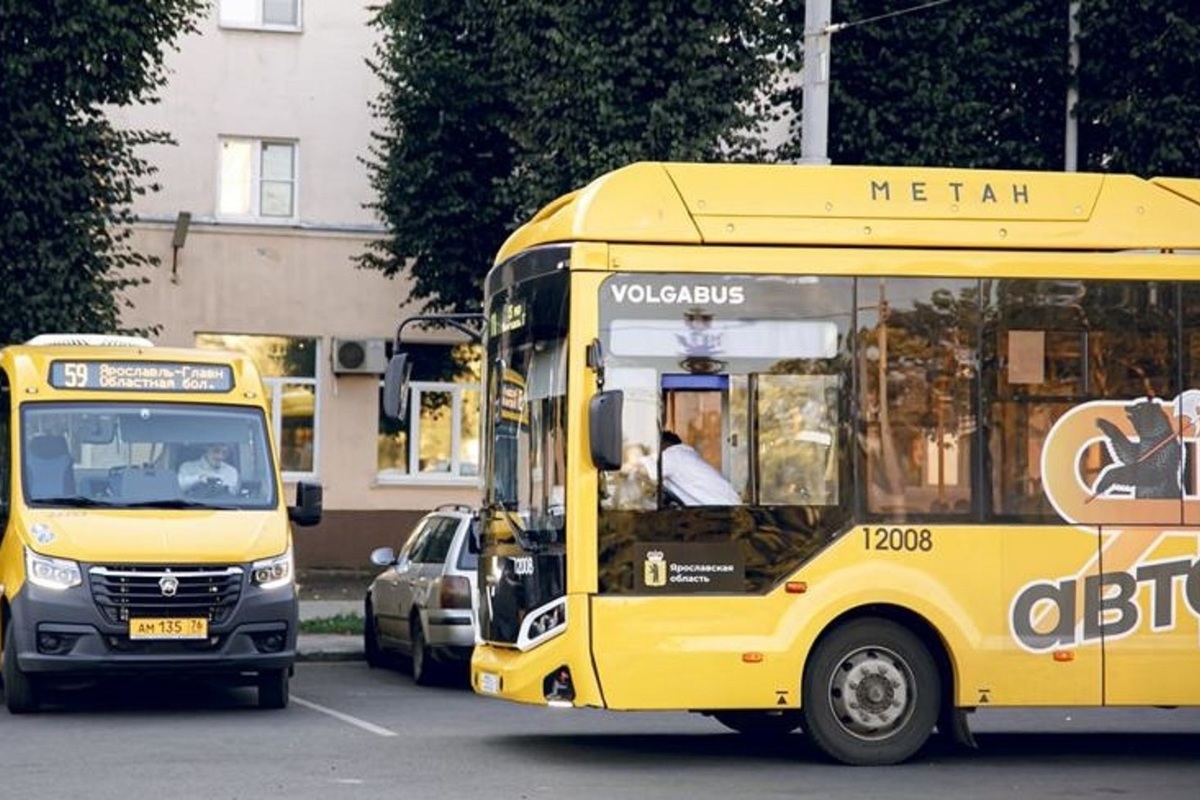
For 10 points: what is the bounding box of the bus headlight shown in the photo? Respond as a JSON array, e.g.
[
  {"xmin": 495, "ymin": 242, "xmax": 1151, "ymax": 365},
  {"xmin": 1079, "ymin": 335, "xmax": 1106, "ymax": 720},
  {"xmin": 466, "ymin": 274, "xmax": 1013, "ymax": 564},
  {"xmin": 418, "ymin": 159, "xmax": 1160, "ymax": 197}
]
[
  {"xmin": 26, "ymin": 548, "xmax": 82, "ymax": 590},
  {"xmin": 517, "ymin": 596, "xmax": 567, "ymax": 650},
  {"xmin": 251, "ymin": 549, "xmax": 293, "ymax": 590}
]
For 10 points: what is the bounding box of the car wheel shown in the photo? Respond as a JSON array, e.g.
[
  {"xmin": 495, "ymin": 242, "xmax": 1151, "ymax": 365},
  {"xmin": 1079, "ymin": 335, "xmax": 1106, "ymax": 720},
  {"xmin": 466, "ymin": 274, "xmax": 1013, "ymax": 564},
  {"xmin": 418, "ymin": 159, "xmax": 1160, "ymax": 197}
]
[
  {"xmin": 711, "ymin": 710, "xmax": 803, "ymax": 737},
  {"xmin": 363, "ymin": 596, "xmax": 384, "ymax": 669},
  {"xmin": 2, "ymin": 619, "xmax": 39, "ymax": 714},
  {"xmin": 258, "ymin": 667, "xmax": 290, "ymax": 710},
  {"xmin": 801, "ymin": 618, "xmax": 939, "ymax": 766},
  {"xmin": 410, "ymin": 622, "xmax": 438, "ymax": 686}
]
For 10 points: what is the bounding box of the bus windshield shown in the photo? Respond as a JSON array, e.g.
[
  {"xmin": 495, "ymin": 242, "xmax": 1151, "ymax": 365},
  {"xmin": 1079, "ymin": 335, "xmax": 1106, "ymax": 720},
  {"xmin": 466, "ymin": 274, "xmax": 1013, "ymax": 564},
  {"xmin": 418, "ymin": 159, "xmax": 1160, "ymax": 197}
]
[
  {"xmin": 483, "ymin": 265, "xmax": 569, "ymax": 544},
  {"xmin": 21, "ymin": 402, "xmax": 278, "ymax": 510}
]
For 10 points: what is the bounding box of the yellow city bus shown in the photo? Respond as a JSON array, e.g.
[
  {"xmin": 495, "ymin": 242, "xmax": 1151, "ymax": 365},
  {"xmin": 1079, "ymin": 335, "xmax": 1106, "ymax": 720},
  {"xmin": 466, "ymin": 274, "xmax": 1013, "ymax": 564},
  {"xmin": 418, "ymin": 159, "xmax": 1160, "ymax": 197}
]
[
  {"xmin": 0, "ymin": 334, "xmax": 322, "ymax": 713},
  {"xmin": 384, "ymin": 162, "xmax": 1200, "ymax": 765}
]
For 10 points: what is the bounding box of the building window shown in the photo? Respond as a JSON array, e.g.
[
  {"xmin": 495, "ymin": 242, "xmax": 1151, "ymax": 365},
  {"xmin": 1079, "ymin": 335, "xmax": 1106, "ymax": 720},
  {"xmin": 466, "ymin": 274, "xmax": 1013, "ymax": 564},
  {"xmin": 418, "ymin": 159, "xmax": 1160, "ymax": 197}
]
[
  {"xmin": 219, "ymin": 0, "xmax": 301, "ymax": 30},
  {"xmin": 196, "ymin": 334, "xmax": 319, "ymax": 480},
  {"xmin": 218, "ymin": 138, "xmax": 297, "ymax": 220},
  {"xmin": 378, "ymin": 343, "xmax": 480, "ymax": 483}
]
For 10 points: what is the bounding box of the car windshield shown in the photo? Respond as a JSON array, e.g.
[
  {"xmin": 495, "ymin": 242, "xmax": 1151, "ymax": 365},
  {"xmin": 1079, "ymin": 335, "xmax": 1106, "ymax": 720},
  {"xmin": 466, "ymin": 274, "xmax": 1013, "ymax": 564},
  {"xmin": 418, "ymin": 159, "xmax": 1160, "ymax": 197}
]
[{"xmin": 21, "ymin": 401, "xmax": 278, "ymax": 510}]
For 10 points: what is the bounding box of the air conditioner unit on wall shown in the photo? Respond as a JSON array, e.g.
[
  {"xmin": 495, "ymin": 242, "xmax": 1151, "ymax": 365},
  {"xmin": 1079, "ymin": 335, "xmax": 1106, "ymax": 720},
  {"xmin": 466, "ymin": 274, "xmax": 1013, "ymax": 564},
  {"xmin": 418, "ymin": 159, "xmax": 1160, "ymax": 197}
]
[{"xmin": 332, "ymin": 338, "xmax": 388, "ymax": 374}]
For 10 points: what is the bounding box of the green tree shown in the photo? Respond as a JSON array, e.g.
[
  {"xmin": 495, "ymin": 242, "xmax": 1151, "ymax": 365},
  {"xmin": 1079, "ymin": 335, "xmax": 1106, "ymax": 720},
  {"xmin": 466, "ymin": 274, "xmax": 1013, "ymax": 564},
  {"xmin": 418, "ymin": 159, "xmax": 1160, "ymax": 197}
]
[
  {"xmin": 772, "ymin": 0, "xmax": 1070, "ymax": 169},
  {"xmin": 494, "ymin": 0, "xmax": 775, "ymax": 222},
  {"xmin": 1076, "ymin": 1, "xmax": 1200, "ymax": 176},
  {"xmin": 358, "ymin": 0, "xmax": 517, "ymax": 316},
  {"xmin": 0, "ymin": 0, "xmax": 206, "ymax": 344},
  {"xmin": 360, "ymin": 0, "xmax": 774, "ymax": 316}
]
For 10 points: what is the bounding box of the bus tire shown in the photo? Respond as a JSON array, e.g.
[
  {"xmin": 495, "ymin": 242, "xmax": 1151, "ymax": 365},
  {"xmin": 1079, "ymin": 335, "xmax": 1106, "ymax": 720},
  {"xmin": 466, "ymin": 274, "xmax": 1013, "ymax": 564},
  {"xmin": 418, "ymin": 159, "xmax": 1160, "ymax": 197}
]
[
  {"xmin": 711, "ymin": 710, "xmax": 803, "ymax": 737},
  {"xmin": 801, "ymin": 618, "xmax": 939, "ymax": 766},
  {"xmin": 2, "ymin": 620, "xmax": 39, "ymax": 714}
]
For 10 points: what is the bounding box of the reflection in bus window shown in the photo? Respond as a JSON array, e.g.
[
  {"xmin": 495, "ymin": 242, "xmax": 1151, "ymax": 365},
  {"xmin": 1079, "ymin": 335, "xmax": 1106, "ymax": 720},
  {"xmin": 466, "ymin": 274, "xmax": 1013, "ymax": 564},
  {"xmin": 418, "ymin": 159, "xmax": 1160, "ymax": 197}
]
[{"xmin": 858, "ymin": 278, "xmax": 979, "ymax": 518}]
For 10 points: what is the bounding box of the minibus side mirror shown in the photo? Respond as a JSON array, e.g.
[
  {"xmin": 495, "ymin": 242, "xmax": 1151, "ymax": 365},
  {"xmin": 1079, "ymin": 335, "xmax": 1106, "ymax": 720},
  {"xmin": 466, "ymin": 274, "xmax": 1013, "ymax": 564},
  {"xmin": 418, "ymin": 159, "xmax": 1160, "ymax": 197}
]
[
  {"xmin": 588, "ymin": 389, "xmax": 624, "ymax": 471},
  {"xmin": 289, "ymin": 481, "xmax": 323, "ymax": 527}
]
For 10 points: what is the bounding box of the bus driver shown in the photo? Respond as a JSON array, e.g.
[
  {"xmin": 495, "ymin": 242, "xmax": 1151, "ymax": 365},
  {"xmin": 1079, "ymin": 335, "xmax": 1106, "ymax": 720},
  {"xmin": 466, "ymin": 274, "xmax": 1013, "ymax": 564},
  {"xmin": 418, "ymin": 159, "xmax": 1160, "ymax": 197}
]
[
  {"xmin": 640, "ymin": 430, "xmax": 741, "ymax": 506},
  {"xmin": 178, "ymin": 443, "xmax": 240, "ymax": 495}
]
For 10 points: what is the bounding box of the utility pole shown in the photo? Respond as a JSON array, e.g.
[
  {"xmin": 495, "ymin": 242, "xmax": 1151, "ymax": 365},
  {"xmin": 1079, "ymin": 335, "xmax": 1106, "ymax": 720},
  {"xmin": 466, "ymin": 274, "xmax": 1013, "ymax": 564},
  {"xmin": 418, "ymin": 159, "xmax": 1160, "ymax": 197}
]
[
  {"xmin": 800, "ymin": 0, "xmax": 833, "ymax": 165},
  {"xmin": 1064, "ymin": 1, "xmax": 1080, "ymax": 171}
]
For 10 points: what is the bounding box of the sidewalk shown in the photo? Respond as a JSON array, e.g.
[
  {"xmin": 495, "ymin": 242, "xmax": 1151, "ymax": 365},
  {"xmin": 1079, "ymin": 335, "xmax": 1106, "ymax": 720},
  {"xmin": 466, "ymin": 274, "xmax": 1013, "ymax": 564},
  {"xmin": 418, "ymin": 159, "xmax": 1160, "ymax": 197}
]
[{"xmin": 297, "ymin": 599, "xmax": 364, "ymax": 662}]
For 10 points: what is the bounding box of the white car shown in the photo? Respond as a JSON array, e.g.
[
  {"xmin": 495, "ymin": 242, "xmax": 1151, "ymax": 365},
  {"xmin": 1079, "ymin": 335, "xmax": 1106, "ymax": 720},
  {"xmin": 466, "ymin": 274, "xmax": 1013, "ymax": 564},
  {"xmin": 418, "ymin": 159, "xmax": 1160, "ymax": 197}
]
[{"xmin": 363, "ymin": 505, "xmax": 478, "ymax": 685}]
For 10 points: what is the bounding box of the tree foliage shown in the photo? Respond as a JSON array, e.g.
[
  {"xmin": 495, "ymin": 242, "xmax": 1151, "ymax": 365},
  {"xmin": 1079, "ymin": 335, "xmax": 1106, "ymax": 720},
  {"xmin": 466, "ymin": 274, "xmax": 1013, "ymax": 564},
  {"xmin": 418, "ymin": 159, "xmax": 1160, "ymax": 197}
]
[
  {"xmin": 772, "ymin": 0, "xmax": 1070, "ymax": 168},
  {"xmin": 358, "ymin": 0, "xmax": 517, "ymax": 316},
  {"xmin": 0, "ymin": 0, "xmax": 206, "ymax": 344},
  {"xmin": 360, "ymin": 0, "xmax": 773, "ymax": 315},
  {"xmin": 772, "ymin": 1, "xmax": 1200, "ymax": 176},
  {"xmin": 364, "ymin": 1, "xmax": 1200, "ymax": 319},
  {"xmin": 1076, "ymin": 1, "xmax": 1200, "ymax": 175}
]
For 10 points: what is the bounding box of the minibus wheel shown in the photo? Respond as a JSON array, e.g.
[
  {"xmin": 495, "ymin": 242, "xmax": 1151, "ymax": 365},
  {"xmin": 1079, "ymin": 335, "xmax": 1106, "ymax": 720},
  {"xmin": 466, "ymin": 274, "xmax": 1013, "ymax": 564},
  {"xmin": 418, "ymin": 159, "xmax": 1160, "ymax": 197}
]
[
  {"xmin": 258, "ymin": 667, "xmax": 290, "ymax": 709},
  {"xmin": 363, "ymin": 596, "xmax": 384, "ymax": 668},
  {"xmin": 2, "ymin": 620, "xmax": 39, "ymax": 714},
  {"xmin": 801, "ymin": 618, "xmax": 939, "ymax": 766}
]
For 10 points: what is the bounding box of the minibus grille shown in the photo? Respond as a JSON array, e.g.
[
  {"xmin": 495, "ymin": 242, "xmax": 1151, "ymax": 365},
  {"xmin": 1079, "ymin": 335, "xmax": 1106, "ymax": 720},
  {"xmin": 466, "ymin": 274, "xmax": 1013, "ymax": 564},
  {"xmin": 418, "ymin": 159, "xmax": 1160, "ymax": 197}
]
[{"xmin": 89, "ymin": 565, "xmax": 244, "ymax": 624}]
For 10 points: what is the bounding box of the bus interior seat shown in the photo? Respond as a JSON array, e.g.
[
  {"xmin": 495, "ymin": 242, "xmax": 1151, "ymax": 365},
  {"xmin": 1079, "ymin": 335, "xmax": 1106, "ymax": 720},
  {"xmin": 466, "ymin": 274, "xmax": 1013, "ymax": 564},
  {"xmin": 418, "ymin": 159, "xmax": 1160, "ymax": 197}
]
[{"xmin": 26, "ymin": 435, "xmax": 76, "ymax": 496}]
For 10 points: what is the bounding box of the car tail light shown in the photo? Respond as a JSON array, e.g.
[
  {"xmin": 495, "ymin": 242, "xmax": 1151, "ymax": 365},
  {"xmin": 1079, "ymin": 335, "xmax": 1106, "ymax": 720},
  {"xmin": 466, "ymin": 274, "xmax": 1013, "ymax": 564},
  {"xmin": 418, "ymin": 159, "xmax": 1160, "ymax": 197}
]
[{"xmin": 439, "ymin": 575, "xmax": 472, "ymax": 609}]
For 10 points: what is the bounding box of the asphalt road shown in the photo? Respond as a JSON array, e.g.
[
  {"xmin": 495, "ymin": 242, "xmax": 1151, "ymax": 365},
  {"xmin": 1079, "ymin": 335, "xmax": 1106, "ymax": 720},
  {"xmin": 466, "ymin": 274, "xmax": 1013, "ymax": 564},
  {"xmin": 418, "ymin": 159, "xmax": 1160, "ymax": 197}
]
[{"xmin": 3, "ymin": 662, "xmax": 1199, "ymax": 800}]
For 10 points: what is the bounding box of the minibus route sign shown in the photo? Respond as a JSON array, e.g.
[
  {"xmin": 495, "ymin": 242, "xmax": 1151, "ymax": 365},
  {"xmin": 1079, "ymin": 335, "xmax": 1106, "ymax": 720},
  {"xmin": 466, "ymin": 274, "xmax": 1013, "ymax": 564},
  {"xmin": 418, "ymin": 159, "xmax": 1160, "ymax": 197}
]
[{"xmin": 49, "ymin": 360, "xmax": 234, "ymax": 392}]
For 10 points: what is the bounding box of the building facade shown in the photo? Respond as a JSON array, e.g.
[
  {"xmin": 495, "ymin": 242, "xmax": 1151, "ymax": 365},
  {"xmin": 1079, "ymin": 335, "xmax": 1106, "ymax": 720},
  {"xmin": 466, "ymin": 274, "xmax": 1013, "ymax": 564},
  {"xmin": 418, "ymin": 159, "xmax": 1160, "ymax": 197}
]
[{"xmin": 107, "ymin": 1, "xmax": 481, "ymax": 569}]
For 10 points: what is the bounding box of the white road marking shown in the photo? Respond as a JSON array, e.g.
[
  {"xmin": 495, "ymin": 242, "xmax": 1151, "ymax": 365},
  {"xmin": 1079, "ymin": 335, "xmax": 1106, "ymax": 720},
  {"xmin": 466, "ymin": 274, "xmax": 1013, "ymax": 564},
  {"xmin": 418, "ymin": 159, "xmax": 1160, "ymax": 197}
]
[{"xmin": 292, "ymin": 696, "xmax": 398, "ymax": 737}]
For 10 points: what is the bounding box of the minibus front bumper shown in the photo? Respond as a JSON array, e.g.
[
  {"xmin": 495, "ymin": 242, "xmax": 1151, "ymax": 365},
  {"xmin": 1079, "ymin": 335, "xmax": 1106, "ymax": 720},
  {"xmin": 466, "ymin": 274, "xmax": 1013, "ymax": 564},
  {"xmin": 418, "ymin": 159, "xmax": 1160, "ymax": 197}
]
[{"xmin": 7, "ymin": 580, "xmax": 298, "ymax": 678}]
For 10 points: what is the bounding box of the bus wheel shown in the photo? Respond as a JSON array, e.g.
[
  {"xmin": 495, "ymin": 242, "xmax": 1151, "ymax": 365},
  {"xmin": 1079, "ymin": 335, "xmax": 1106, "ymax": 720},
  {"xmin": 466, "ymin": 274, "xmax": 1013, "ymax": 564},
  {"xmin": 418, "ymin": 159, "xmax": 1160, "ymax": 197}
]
[
  {"xmin": 257, "ymin": 668, "xmax": 290, "ymax": 710},
  {"xmin": 801, "ymin": 618, "xmax": 939, "ymax": 766},
  {"xmin": 2, "ymin": 621, "xmax": 40, "ymax": 714},
  {"xmin": 711, "ymin": 710, "xmax": 803, "ymax": 737}
]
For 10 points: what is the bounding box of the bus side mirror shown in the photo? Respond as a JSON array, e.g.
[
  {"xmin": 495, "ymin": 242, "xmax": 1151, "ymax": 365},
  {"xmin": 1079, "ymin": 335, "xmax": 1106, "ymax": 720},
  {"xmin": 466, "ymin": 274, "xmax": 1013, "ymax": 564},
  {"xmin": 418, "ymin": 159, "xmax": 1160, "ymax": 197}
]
[
  {"xmin": 588, "ymin": 390, "xmax": 623, "ymax": 471},
  {"xmin": 289, "ymin": 481, "xmax": 323, "ymax": 527},
  {"xmin": 381, "ymin": 354, "xmax": 412, "ymax": 421}
]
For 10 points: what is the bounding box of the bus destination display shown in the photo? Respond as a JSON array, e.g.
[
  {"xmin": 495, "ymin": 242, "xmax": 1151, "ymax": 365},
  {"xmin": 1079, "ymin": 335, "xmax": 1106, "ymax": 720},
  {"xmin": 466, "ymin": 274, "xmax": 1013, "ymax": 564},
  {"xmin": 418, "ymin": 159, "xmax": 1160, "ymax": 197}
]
[{"xmin": 49, "ymin": 361, "xmax": 234, "ymax": 393}]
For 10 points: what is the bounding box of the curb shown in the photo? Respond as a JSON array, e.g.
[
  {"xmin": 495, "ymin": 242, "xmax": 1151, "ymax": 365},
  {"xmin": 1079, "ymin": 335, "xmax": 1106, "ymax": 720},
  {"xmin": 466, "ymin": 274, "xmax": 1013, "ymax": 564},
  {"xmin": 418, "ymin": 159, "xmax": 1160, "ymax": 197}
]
[{"xmin": 297, "ymin": 635, "xmax": 365, "ymax": 663}]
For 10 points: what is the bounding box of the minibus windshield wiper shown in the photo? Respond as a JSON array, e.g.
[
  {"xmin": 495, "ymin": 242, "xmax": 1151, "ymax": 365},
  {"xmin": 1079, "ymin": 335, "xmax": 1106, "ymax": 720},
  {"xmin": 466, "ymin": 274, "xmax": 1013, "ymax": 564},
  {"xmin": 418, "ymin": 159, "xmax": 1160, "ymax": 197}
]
[
  {"xmin": 30, "ymin": 496, "xmax": 118, "ymax": 508},
  {"xmin": 121, "ymin": 499, "xmax": 240, "ymax": 510}
]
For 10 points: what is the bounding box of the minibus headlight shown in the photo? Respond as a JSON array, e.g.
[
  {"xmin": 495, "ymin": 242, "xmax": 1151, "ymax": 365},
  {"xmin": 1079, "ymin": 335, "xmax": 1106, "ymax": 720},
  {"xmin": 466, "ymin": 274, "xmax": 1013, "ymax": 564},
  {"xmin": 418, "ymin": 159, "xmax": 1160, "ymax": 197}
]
[
  {"xmin": 26, "ymin": 549, "xmax": 82, "ymax": 590},
  {"xmin": 251, "ymin": 549, "xmax": 293, "ymax": 590}
]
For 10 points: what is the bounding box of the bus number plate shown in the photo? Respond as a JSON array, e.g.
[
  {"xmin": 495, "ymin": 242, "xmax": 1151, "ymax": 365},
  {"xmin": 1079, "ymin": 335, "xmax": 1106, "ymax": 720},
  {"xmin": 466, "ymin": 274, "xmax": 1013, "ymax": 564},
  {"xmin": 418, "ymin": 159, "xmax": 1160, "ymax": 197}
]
[{"xmin": 129, "ymin": 617, "xmax": 208, "ymax": 640}]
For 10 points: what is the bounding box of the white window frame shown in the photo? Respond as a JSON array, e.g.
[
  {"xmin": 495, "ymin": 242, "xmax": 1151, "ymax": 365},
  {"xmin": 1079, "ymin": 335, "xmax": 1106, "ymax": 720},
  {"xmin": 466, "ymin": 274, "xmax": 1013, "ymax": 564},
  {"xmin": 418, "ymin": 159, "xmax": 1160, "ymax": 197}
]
[
  {"xmin": 217, "ymin": 137, "xmax": 299, "ymax": 223},
  {"xmin": 377, "ymin": 380, "xmax": 480, "ymax": 485},
  {"xmin": 218, "ymin": 0, "xmax": 302, "ymax": 31},
  {"xmin": 265, "ymin": 374, "xmax": 320, "ymax": 482}
]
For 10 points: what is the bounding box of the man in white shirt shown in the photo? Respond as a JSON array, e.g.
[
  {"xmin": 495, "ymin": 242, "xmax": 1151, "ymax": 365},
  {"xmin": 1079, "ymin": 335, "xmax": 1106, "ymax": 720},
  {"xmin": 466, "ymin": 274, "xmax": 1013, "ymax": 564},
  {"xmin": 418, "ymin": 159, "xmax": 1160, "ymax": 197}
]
[
  {"xmin": 641, "ymin": 430, "xmax": 741, "ymax": 506},
  {"xmin": 178, "ymin": 443, "xmax": 240, "ymax": 495}
]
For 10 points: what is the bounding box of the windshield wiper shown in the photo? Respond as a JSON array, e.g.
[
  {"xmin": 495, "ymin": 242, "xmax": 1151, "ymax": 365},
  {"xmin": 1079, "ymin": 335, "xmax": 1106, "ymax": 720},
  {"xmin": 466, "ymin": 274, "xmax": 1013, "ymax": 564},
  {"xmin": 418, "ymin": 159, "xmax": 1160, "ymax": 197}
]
[
  {"xmin": 30, "ymin": 496, "xmax": 117, "ymax": 508},
  {"xmin": 121, "ymin": 499, "xmax": 240, "ymax": 510},
  {"xmin": 485, "ymin": 499, "xmax": 545, "ymax": 553}
]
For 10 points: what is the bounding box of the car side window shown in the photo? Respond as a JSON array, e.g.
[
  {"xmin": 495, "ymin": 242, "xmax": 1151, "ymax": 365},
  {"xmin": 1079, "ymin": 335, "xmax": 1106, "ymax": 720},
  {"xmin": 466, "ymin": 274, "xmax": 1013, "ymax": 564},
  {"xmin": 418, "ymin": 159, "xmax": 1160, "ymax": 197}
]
[
  {"xmin": 419, "ymin": 517, "xmax": 457, "ymax": 565},
  {"xmin": 401, "ymin": 518, "xmax": 434, "ymax": 563},
  {"xmin": 456, "ymin": 520, "xmax": 479, "ymax": 570}
]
